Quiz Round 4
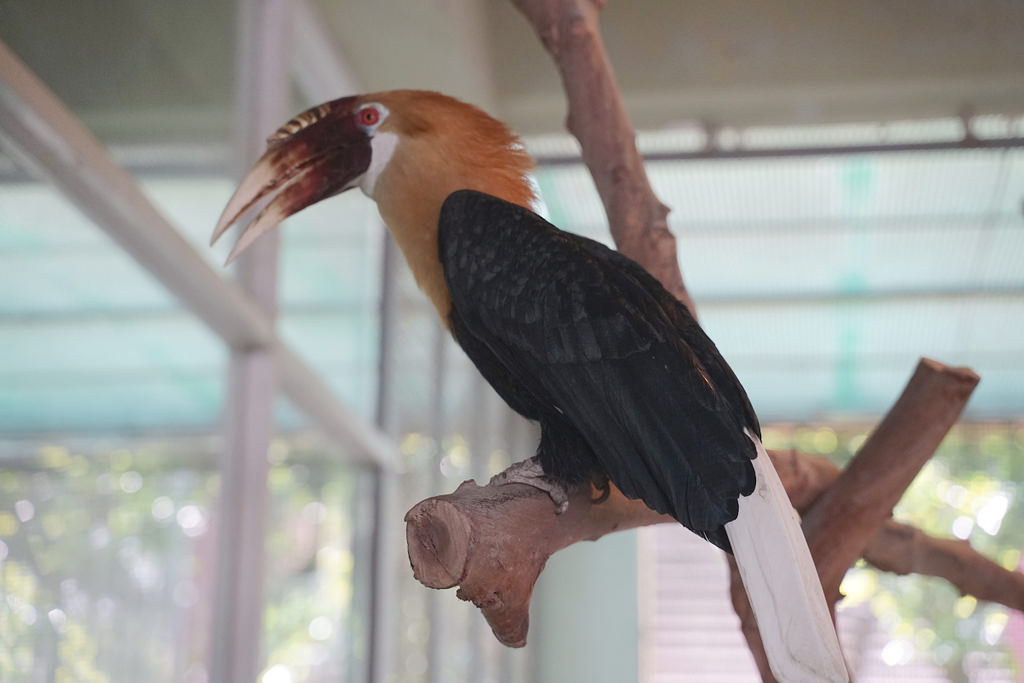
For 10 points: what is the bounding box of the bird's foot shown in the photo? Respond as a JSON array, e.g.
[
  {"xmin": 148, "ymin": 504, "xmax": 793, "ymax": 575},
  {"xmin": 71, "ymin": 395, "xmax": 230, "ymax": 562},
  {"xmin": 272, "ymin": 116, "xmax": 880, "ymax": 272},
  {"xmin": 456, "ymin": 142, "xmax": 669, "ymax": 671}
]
[{"xmin": 489, "ymin": 457, "xmax": 570, "ymax": 514}]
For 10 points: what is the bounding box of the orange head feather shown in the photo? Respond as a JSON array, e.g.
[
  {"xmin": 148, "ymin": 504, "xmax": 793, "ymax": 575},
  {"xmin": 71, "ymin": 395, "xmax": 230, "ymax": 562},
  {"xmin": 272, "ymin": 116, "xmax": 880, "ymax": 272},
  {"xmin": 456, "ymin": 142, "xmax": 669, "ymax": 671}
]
[{"xmin": 213, "ymin": 90, "xmax": 536, "ymax": 321}]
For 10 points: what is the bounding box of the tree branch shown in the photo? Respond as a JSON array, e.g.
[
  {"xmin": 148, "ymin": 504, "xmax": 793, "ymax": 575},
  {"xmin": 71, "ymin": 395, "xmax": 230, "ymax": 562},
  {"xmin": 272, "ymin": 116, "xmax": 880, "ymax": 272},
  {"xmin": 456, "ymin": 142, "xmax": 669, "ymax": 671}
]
[
  {"xmin": 730, "ymin": 359, "xmax": 980, "ymax": 681},
  {"xmin": 803, "ymin": 359, "xmax": 980, "ymax": 599},
  {"xmin": 405, "ymin": 480, "xmax": 667, "ymax": 647},
  {"xmin": 865, "ymin": 520, "xmax": 1024, "ymax": 611}
]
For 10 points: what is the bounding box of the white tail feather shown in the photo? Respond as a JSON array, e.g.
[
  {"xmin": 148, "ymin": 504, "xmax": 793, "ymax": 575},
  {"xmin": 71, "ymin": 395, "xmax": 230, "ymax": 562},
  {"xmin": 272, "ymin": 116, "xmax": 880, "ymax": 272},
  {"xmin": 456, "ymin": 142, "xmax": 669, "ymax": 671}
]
[{"xmin": 725, "ymin": 429, "xmax": 850, "ymax": 682}]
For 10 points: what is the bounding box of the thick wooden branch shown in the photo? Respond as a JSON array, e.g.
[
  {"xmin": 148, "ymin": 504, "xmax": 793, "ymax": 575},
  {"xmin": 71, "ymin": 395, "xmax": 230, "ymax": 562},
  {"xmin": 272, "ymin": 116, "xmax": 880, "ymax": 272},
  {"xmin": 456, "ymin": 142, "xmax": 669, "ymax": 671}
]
[
  {"xmin": 802, "ymin": 359, "xmax": 980, "ymax": 599},
  {"xmin": 865, "ymin": 520, "xmax": 1024, "ymax": 611},
  {"xmin": 405, "ymin": 478, "xmax": 667, "ymax": 647},
  {"xmin": 731, "ymin": 359, "xmax": 979, "ymax": 681}
]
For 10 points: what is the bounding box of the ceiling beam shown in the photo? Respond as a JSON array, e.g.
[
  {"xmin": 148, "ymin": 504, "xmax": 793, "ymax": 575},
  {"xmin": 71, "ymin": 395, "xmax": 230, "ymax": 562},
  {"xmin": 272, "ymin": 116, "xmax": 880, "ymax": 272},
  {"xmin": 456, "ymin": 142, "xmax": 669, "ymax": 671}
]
[
  {"xmin": 534, "ymin": 135, "xmax": 1024, "ymax": 166},
  {"xmin": 0, "ymin": 39, "xmax": 394, "ymax": 468}
]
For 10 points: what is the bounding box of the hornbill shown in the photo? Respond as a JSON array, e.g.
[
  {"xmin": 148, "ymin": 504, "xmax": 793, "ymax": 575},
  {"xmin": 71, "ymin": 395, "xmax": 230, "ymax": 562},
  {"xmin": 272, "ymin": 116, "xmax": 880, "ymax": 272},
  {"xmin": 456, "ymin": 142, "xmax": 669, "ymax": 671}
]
[{"xmin": 212, "ymin": 90, "xmax": 849, "ymax": 682}]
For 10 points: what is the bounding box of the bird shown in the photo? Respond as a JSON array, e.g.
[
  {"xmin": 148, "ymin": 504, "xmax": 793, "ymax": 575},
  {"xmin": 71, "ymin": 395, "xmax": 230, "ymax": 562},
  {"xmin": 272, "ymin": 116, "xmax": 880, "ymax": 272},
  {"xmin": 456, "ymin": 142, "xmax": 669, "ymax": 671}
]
[{"xmin": 212, "ymin": 90, "xmax": 849, "ymax": 682}]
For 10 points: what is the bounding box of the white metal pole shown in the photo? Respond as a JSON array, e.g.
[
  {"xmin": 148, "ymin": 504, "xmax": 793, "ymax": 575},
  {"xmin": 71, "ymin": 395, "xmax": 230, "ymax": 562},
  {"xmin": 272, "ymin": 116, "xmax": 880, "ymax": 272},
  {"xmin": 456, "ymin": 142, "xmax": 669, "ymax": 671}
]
[
  {"xmin": 466, "ymin": 373, "xmax": 492, "ymax": 682},
  {"xmin": 368, "ymin": 230, "xmax": 401, "ymax": 683},
  {"xmin": 208, "ymin": 1, "xmax": 290, "ymax": 681},
  {"xmin": 426, "ymin": 322, "xmax": 450, "ymax": 683}
]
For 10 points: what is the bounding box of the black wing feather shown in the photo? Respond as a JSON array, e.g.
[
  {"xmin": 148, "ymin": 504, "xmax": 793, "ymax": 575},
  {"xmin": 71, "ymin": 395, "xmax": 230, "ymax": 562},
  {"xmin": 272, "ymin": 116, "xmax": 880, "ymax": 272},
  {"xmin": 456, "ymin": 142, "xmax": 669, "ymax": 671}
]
[{"xmin": 439, "ymin": 190, "xmax": 757, "ymax": 549}]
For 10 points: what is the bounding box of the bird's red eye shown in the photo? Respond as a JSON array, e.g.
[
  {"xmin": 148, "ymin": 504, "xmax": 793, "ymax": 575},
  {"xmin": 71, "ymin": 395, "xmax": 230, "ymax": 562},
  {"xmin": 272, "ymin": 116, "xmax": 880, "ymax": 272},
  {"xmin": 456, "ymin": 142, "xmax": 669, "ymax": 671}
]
[{"xmin": 359, "ymin": 107, "xmax": 380, "ymax": 127}]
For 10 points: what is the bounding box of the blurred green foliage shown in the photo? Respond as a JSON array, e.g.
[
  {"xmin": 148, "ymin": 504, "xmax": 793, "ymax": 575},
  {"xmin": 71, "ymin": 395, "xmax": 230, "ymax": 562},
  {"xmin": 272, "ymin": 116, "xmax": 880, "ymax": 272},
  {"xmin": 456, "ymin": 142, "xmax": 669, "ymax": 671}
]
[
  {"xmin": 763, "ymin": 422, "xmax": 1023, "ymax": 682},
  {"xmin": 0, "ymin": 424, "xmax": 1019, "ymax": 682},
  {"xmin": 0, "ymin": 438, "xmax": 359, "ymax": 683}
]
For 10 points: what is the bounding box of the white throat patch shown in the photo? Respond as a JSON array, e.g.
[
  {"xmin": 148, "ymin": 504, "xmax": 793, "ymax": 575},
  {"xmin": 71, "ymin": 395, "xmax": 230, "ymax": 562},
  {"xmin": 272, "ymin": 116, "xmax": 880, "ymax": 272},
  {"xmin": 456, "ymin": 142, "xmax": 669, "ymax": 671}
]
[{"xmin": 359, "ymin": 131, "xmax": 399, "ymax": 198}]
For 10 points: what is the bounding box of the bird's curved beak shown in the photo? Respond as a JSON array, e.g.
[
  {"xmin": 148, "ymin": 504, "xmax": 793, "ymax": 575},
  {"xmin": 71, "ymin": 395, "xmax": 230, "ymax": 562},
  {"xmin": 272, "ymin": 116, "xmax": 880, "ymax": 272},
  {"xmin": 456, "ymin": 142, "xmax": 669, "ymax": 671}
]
[{"xmin": 211, "ymin": 96, "xmax": 372, "ymax": 264}]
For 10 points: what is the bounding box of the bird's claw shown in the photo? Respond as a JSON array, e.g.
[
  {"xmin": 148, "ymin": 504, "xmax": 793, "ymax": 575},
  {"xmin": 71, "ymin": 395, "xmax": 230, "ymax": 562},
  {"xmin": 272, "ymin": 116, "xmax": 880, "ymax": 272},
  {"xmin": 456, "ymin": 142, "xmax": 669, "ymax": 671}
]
[{"xmin": 490, "ymin": 457, "xmax": 570, "ymax": 514}]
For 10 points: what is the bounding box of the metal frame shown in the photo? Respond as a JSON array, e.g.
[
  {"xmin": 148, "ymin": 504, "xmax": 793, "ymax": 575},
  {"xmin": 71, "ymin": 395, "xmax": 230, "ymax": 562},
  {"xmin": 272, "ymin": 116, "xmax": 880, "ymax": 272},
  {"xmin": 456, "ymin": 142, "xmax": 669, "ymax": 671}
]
[
  {"xmin": 367, "ymin": 232, "xmax": 401, "ymax": 683},
  {"xmin": 535, "ymin": 136, "xmax": 1024, "ymax": 167},
  {"xmin": 425, "ymin": 323, "xmax": 450, "ymax": 683},
  {"xmin": 0, "ymin": 24, "xmax": 395, "ymax": 683},
  {"xmin": 0, "ymin": 40, "xmax": 393, "ymax": 469}
]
